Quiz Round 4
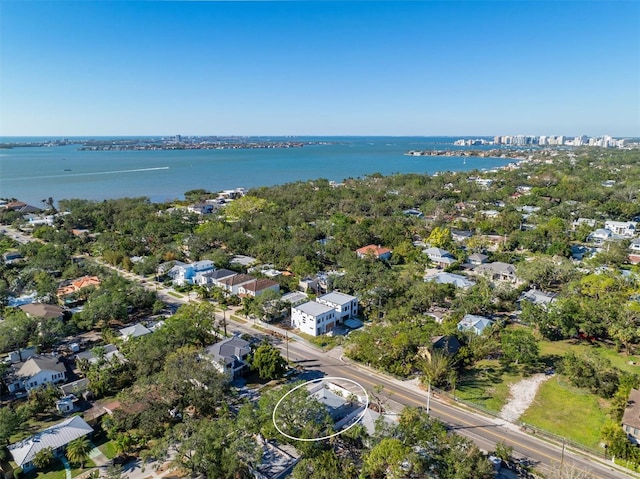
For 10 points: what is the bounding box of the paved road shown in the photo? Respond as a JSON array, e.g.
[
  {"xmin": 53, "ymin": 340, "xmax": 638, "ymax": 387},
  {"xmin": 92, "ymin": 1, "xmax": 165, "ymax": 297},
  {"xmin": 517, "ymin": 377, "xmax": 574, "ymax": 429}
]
[
  {"xmin": 224, "ymin": 318, "xmax": 635, "ymax": 479},
  {"xmin": 62, "ymin": 259, "xmax": 640, "ymax": 479},
  {"xmin": 5, "ymin": 226, "xmax": 635, "ymax": 478}
]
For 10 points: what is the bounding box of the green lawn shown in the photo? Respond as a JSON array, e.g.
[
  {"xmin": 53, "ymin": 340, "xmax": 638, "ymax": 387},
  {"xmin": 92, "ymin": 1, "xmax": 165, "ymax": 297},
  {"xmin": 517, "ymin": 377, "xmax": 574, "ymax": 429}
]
[
  {"xmin": 296, "ymin": 331, "xmax": 341, "ymax": 350},
  {"xmin": 520, "ymin": 376, "xmax": 608, "ymax": 450},
  {"xmin": 167, "ymin": 291, "xmax": 184, "ymax": 298},
  {"xmin": 539, "ymin": 339, "xmax": 640, "ymax": 374},
  {"xmin": 454, "ymin": 360, "xmax": 524, "ymax": 413},
  {"xmin": 22, "ymin": 458, "xmax": 96, "ymax": 479},
  {"xmin": 230, "ymin": 315, "xmax": 247, "ymax": 323},
  {"xmin": 98, "ymin": 441, "xmax": 117, "ymax": 459}
]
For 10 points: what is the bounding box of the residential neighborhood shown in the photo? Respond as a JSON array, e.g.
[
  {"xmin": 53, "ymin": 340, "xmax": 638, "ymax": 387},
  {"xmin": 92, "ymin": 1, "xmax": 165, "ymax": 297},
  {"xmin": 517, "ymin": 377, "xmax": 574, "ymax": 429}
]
[{"xmin": 1, "ymin": 146, "xmax": 640, "ymax": 479}]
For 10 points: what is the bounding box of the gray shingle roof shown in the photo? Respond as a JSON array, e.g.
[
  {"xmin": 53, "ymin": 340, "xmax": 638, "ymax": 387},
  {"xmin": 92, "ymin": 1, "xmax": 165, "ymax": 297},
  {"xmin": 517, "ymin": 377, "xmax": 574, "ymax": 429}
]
[{"xmin": 16, "ymin": 355, "xmax": 66, "ymax": 378}]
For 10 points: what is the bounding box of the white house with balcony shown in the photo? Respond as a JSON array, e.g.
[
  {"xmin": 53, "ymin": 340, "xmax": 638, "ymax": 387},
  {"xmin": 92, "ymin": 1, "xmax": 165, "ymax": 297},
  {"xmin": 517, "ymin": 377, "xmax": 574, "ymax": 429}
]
[
  {"xmin": 604, "ymin": 221, "xmax": 637, "ymax": 238},
  {"xmin": 167, "ymin": 260, "xmax": 215, "ymax": 286},
  {"xmin": 316, "ymin": 292, "xmax": 358, "ymax": 321},
  {"xmin": 291, "ymin": 301, "xmax": 337, "ymax": 337},
  {"xmin": 8, "ymin": 355, "xmax": 67, "ymax": 393}
]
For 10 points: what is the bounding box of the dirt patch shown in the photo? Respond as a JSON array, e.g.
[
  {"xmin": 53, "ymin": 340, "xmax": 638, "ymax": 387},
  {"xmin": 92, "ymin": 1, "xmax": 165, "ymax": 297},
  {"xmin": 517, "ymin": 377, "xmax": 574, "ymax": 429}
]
[{"xmin": 499, "ymin": 373, "xmax": 550, "ymax": 423}]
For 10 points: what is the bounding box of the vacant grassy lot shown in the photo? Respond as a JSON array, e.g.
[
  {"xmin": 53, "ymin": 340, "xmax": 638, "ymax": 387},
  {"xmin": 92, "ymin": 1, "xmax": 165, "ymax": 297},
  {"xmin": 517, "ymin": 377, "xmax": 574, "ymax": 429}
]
[
  {"xmin": 297, "ymin": 331, "xmax": 341, "ymax": 350},
  {"xmin": 455, "ymin": 360, "xmax": 524, "ymax": 413},
  {"xmin": 520, "ymin": 376, "xmax": 608, "ymax": 450},
  {"xmin": 539, "ymin": 339, "xmax": 640, "ymax": 374}
]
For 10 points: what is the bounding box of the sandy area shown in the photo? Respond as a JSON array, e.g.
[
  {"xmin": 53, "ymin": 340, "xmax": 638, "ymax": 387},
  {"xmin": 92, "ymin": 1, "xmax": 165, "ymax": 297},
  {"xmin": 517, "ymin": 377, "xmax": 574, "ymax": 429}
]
[{"xmin": 499, "ymin": 373, "xmax": 551, "ymax": 423}]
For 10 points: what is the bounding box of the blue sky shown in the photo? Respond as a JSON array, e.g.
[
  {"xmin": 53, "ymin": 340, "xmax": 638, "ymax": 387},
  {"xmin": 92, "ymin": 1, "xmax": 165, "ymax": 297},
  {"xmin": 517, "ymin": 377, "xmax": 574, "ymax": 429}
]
[{"xmin": 1, "ymin": 1, "xmax": 638, "ymax": 136}]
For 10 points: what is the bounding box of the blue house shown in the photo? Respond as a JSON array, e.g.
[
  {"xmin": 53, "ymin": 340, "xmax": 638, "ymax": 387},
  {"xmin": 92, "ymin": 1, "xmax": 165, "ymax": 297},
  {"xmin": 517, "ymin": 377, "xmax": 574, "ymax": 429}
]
[{"xmin": 457, "ymin": 314, "xmax": 494, "ymax": 336}]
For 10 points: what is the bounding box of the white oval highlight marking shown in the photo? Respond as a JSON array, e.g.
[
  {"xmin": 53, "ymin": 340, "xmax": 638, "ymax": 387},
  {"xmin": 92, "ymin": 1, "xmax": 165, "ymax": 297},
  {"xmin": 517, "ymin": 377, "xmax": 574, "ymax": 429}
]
[{"xmin": 272, "ymin": 376, "xmax": 369, "ymax": 442}]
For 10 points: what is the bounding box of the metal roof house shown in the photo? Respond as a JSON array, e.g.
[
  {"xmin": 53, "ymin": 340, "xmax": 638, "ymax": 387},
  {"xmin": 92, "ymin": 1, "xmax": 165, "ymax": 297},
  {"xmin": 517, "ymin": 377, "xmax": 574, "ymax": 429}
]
[{"xmin": 8, "ymin": 416, "xmax": 93, "ymax": 472}]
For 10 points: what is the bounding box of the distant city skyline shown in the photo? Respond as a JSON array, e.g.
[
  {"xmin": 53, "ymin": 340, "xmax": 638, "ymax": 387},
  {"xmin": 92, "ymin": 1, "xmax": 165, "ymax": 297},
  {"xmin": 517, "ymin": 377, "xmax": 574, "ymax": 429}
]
[{"xmin": 1, "ymin": 1, "xmax": 638, "ymax": 137}]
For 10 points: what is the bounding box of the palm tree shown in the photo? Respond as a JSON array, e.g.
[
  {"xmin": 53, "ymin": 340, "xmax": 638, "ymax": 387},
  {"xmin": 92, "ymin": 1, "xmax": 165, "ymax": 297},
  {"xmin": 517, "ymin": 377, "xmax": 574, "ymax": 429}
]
[{"xmin": 66, "ymin": 436, "xmax": 91, "ymax": 469}]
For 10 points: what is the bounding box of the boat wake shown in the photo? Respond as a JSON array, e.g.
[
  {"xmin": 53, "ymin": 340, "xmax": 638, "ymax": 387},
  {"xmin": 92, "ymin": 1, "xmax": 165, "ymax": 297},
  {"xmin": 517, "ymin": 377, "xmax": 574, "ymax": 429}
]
[{"xmin": 6, "ymin": 166, "xmax": 170, "ymax": 181}]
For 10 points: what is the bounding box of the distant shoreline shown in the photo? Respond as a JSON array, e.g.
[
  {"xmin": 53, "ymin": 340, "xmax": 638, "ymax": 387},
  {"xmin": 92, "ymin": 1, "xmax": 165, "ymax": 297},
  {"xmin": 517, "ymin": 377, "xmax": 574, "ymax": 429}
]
[{"xmin": 405, "ymin": 148, "xmax": 530, "ymax": 160}]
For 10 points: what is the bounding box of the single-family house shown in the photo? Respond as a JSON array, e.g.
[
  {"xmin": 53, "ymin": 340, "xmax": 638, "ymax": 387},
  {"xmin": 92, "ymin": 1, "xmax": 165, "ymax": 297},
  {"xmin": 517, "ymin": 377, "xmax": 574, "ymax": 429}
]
[
  {"xmin": 218, "ymin": 273, "xmax": 256, "ymax": 295},
  {"xmin": 56, "ymin": 275, "xmax": 101, "ymax": 302},
  {"xmin": 421, "ymin": 335, "xmax": 462, "ymax": 362},
  {"xmin": 252, "ymin": 436, "xmax": 301, "ymax": 479},
  {"xmin": 629, "ymin": 238, "xmax": 640, "ymax": 253},
  {"xmin": 202, "ymin": 268, "xmax": 237, "ymax": 288},
  {"xmin": 298, "ymin": 277, "xmax": 319, "ymax": 294},
  {"xmin": 8, "ymin": 416, "xmax": 93, "ymax": 473},
  {"xmin": 572, "ymin": 218, "xmax": 596, "ymax": 230},
  {"xmin": 281, "ymin": 291, "xmax": 308, "ymax": 307},
  {"xmin": 474, "ymin": 262, "xmax": 518, "ymax": 283},
  {"xmin": 425, "ymin": 272, "xmax": 476, "ymax": 289},
  {"xmin": 604, "ymin": 221, "xmax": 637, "ymax": 238},
  {"xmin": 19, "ymin": 303, "xmax": 65, "ymax": 321},
  {"xmin": 204, "ymin": 336, "xmax": 251, "ymax": 378},
  {"xmin": 9, "ymin": 355, "xmax": 67, "ymax": 393},
  {"xmin": 238, "ymin": 278, "xmax": 280, "ymax": 297},
  {"xmin": 467, "ymin": 253, "xmax": 488, "ymax": 266},
  {"xmin": 316, "ymin": 291, "xmax": 358, "ymax": 321},
  {"xmin": 27, "ymin": 214, "xmax": 54, "ymax": 226},
  {"xmin": 451, "ymin": 229, "xmax": 473, "ymax": 242},
  {"xmin": 119, "ymin": 323, "xmax": 152, "ymax": 340},
  {"xmin": 6, "ymin": 347, "xmax": 37, "ymax": 364},
  {"xmin": 587, "ymin": 228, "xmax": 613, "ymax": 244},
  {"xmin": 59, "ymin": 378, "xmax": 90, "ymax": 397},
  {"xmin": 308, "ymin": 381, "xmax": 366, "ymax": 428},
  {"xmin": 168, "ymin": 260, "xmax": 215, "ymax": 286},
  {"xmin": 187, "ymin": 203, "xmax": 215, "ymax": 215},
  {"xmin": 291, "ymin": 301, "xmax": 337, "ymax": 336},
  {"xmin": 3, "ymin": 251, "xmax": 23, "ymax": 264},
  {"xmin": 75, "ymin": 344, "xmax": 124, "ymax": 366},
  {"xmin": 622, "ymin": 388, "xmax": 640, "ymax": 444},
  {"xmin": 426, "ymin": 306, "xmax": 449, "ymax": 324},
  {"xmin": 356, "ymin": 244, "xmax": 392, "ymax": 260},
  {"xmin": 423, "ymin": 247, "xmax": 456, "ymax": 268},
  {"xmin": 571, "ymin": 245, "xmax": 594, "ymax": 261},
  {"xmin": 519, "ymin": 289, "xmax": 556, "ymax": 308},
  {"xmin": 230, "ymin": 255, "xmax": 258, "ymax": 268},
  {"xmin": 457, "ymin": 314, "xmax": 494, "ymax": 336},
  {"xmin": 4, "ymin": 201, "xmax": 41, "ymax": 214},
  {"xmin": 480, "ymin": 209, "xmax": 500, "ymax": 218}
]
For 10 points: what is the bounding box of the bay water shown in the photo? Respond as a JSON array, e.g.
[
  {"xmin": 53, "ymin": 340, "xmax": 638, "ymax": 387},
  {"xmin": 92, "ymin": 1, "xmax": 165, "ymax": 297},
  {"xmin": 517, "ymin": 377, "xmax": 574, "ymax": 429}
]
[{"xmin": 0, "ymin": 136, "xmax": 513, "ymax": 206}]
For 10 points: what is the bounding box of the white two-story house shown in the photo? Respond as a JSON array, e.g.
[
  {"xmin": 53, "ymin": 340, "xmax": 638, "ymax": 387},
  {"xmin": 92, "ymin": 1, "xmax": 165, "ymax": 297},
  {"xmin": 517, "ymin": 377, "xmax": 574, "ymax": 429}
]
[
  {"xmin": 167, "ymin": 260, "xmax": 215, "ymax": 286},
  {"xmin": 291, "ymin": 301, "xmax": 337, "ymax": 336},
  {"xmin": 604, "ymin": 221, "xmax": 637, "ymax": 238},
  {"xmin": 9, "ymin": 355, "xmax": 67, "ymax": 393},
  {"xmin": 316, "ymin": 292, "xmax": 358, "ymax": 321}
]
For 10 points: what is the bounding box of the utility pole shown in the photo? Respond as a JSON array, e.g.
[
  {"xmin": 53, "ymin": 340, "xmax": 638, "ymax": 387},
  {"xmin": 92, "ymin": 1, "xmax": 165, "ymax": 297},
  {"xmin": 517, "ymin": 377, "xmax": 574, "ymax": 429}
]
[
  {"xmin": 223, "ymin": 305, "xmax": 227, "ymax": 337},
  {"xmin": 561, "ymin": 437, "xmax": 565, "ymax": 467},
  {"xmin": 285, "ymin": 329, "xmax": 289, "ymax": 363},
  {"xmin": 426, "ymin": 381, "xmax": 431, "ymax": 414}
]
